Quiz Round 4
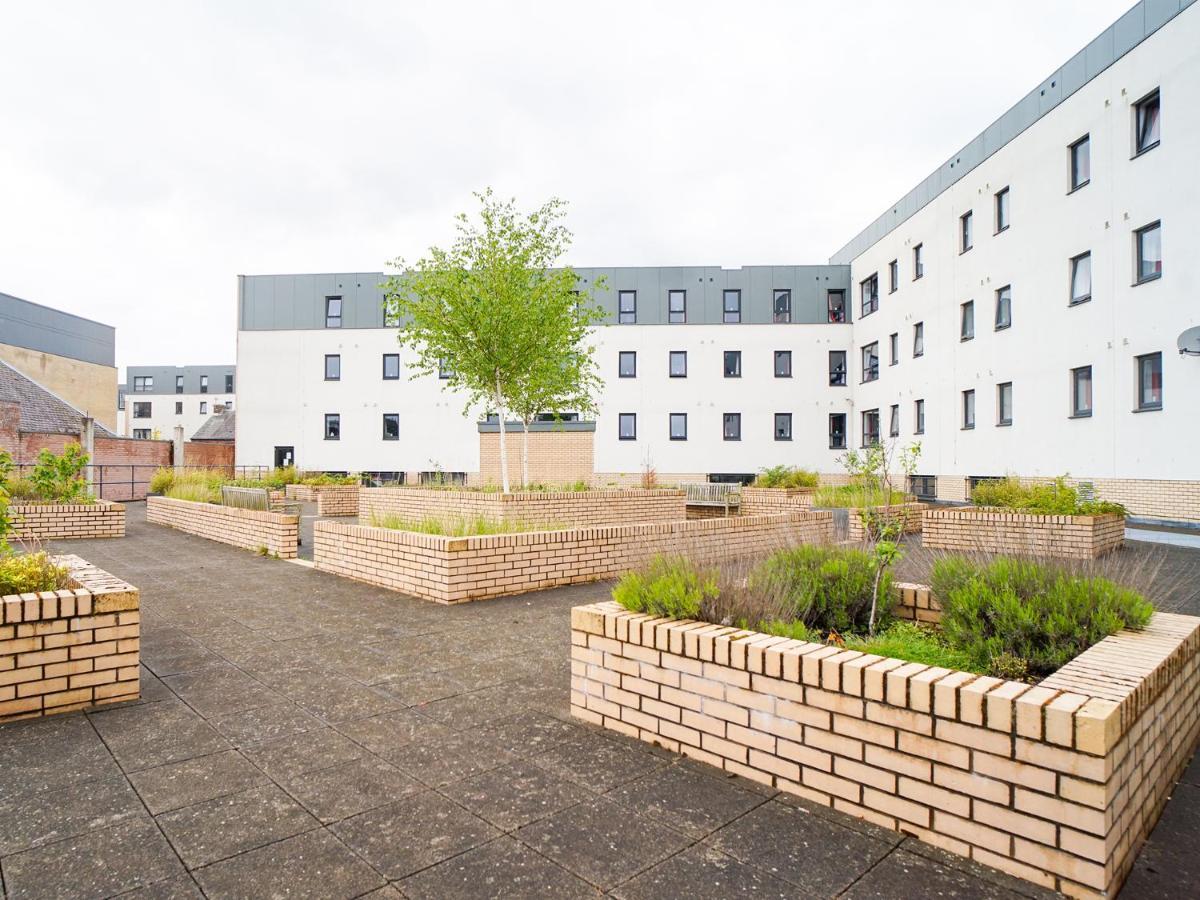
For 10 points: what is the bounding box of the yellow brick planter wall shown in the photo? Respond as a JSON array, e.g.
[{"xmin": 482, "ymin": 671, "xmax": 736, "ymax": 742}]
[
  {"xmin": 9, "ymin": 500, "xmax": 126, "ymax": 540},
  {"xmin": 846, "ymin": 502, "xmax": 926, "ymax": 542},
  {"xmin": 314, "ymin": 511, "xmax": 834, "ymax": 604},
  {"xmin": 358, "ymin": 487, "xmax": 687, "ymax": 529},
  {"xmin": 923, "ymin": 508, "xmax": 1124, "ymax": 559},
  {"xmin": 313, "ymin": 485, "xmax": 359, "ymax": 517},
  {"xmin": 1, "ymin": 554, "xmax": 139, "ymax": 723},
  {"xmin": 146, "ymin": 496, "xmax": 299, "ymax": 558},
  {"xmin": 741, "ymin": 487, "xmax": 815, "ymax": 515},
  {"xmin": 570, "ymin": 601, "xmax": 1200, "ymax": 899}
]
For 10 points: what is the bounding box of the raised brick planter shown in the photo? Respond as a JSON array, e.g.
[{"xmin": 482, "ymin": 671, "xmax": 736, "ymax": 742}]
[
  {"xmin": 9, "ymin": 500, "xmax": 126, "ymax": 541},
  {"xmin": 358, "ymin": 486, "xmax": 687, "ymax": 529},
  {"xmin": 570, "ymin": 601, "xmax": 1200, "ymax": 899},
  {"xmin": 923, "ymin": 508, "xmax": 1124, "ymax": 559},
  {"xmin": 146, "ymin": 496, "xmax": 299, "ymax": 558},
  {"xmin": 315, "ymin": 511, "xmax": 834, "ymax": 604},
  {"xmin": 315, "ymin": 485, "xmax": 360, "ymax": 516},
  {"xmin": 741, "ymin": 487, "xmax": 815, "ymax": 515},
  {"xmin": 847, "ymin": 502, "xmax": 926, "ymax": 542},
  {"xmin": 1, "ymin": 554, "xmax": 139, "ymax": 722}
]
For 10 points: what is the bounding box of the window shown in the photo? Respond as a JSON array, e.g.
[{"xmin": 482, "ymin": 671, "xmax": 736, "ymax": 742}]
[
  {"xmin": 618, "ymin": 291, "xmax": 637, "ymax": 324},
  {"xmin": 118, "ymin": 391, "xmax": 125, "ymax": 411},
  {"xmin": 618, "ymin": 351, "xmax": 636, "ymax": 378},
  {"xmin": 669, "ymin": 350, "xmax": 687, "ymax": 378},
  {"xmin": 200, "ymin": 375, "xmax": 209, "ymax": 394},
  {"xmin": 774, "ymin": 350, "xmax": 792, "ymax": 378},
  {"xmin": 1135, "ymin": 221, "xmax": 1162, "ymax": 283},
  {"xmin": 829, "ymin": 351, "xmax": 847, "ymax": 386},
  {"xmin": 888, "ymin": 260, "xmax": 899, "ymax": 294},
  {"xmin": 618, "ymin": 413, "xmax": 636, "ymax": 440},
  {"xmin": 888, "ymin": 333, "xmax": 899, "ymax": 366},
  {"xmin": 134, "ymin": 376, "xmax": 153, "ymax": 392},
  {"xmin": 994, "ymin": 286, "xmax": 1012, "ymax": 330},
  {"xmin": 197, "ymin": 401, "xmax": 207, "ymax": 415},
  {"xmin": 960, "ymin": 301, "xmax": 975, "ymax": 341},
  {"xmin": 1136, "ymin": 352, "xmax": 1163, "ymax": 410},
  {"xmin": 773, "ymin": 290, "xmax": 791, "ymax": 323},
  {"xmin": 133, "ymin": 429, "xmax": 150, "ymax": 440},
  {"xmin": 889, "ymin": 404, "xmax": 900, "ymax": 437},
  {"xmin": 829, "ymin": 414, "xmax": 847, "ymax": 449},
  {"xmin": 1069, "ymin": 135, "xmax": 1090, "ymax": 190},
  {"xmin": 175, "ymin": 375, "xmax": 184, "ymax": 394},
  {"xmin": 133, "ymin": 402, "xmax": 151, "ymax": 418},
  {"xmin": 438, "ymin": 357, "xmax": 453, "ymax": 379},
  {"xmin": 325, "ymin": 296, "xmax": 343, "ymax": 328},
  {"xmin": 1134, "ymin": 89, "xmax": 1160, "ymax": 155},
  {"xmin": 225, "ymin": 374, "xmax": 234, "ymax": 393},
  {"xmin": 997, "ymin": 382, "xmax": 1013, "ymax": 425},
  {"xmin": 382, "ymin": 354, "xmax": 400, "ymax": 380},
  {"xmin": 226, "ymin": 400, "xmax": 233, "ymax": 411},
  {"xmin": 325, "ymin": 413, "xmax": 341, "ymax": 439},
  {"xmin": 909, "ymin": 475, "xmax": 937, "ymax": 501},
  {"xmin": 861, "ymin": 342, "xmax": 879, "ymax": 382},
  {"xmin": 1070, "ymin": 252, "xmax": 1092, "ymax": 305},
  {"xmin": 914, "ymin": 399, "xmax": 925, "ymax": 434},
  {"xmin": 861, "ymin": 409, "xmax": 880, "ymax": 447},
  {"xmin": 962, "ymin": 390, "xmax": 975, "ymax": 430},
  {"xmin": 960, "ymin": 211, "xmax": 973, "ymax": 253},
  {"xmin": 860, "ymin": 274, "xmax": 879, "ymax": 316},
  {"xmin": 669, "ymin": 413, "xmax": 688, "ymax": 441},
  {"xmin": 913, "ymin": 244, "xmax": 924, "ymax": 279},
  {"xmin": 913, "ymin": 322, "xmax": 925, "ymax": 357},
  {"xmin": 325, "ymin": 354, "xmax": 341, "ymax": 381},
  {"xmin": 1071, "ymin": 366, "xmax": 1093, "ymax": 417},
  {"xmin": 382, "ymin": 413, "xmax": 400, "ymax": 440},
  {"xmin": 723, "ymin": 290, "xmax": 741, "ymax": 323},
  {"xmin": 668, "ymin": 290, "xmax": 686, "ymax": 324},
  {"xmin": 827, "ymin": 290, "xmax": 846, "ymax": 323},
  {"xmin": 174, "ymin": 401, "xmax": 182, "ymax": 415},
  {"xmin": 774, "ymin": 413, "xmax": 792, "ymax": 441},
  {"xmin": 995, "ymin": 187, "xmax": 1010, "ymax": 233},
  {"xmin": 722, "ymin": 413, "xmax": 741, "ymax": 441},
  {"xmin": 723, "ymin": 351, "xmax": 741, "ymax": 378}
]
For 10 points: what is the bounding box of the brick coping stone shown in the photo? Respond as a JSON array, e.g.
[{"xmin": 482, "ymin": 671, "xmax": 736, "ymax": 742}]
[
  {"xmin": 570, "ymin": 599, "xmax": 1200, "ymax": 898},
  {"xmin": 365, "ymin": 486, "xmax": 685, "ymax": 501},
  {"xmin": 8, "ymin": 499, "xmax": 126, "ymax": 540},
  {"xmin": 1, "ymin": 554, "xmax": 140, "ymax": 722}
]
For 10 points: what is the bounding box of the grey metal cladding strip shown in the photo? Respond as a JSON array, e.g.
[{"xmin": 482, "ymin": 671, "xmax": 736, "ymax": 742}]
[{"xmin": 0, "ymin": 291, "xmax": 116, "ymax": 367}]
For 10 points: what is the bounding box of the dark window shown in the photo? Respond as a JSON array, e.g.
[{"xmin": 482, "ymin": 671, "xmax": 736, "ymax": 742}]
[
  {"xmin": 175, "ymin": 375, "xmax": 184, "ymax": 394},
  {"xmin": 199, "ymin": 401, "xmax": 208, "ymax": 415},
  {"xmin": 829, "ymin": 413, "xmax": 847, "ymax": 449},
  {"xmin": 225, "ymin": 374, "xmax": 234, "ymax": 393},
  {"xmin": 325, "ymin": 413, "xmax": 340, "ymax": 440},
  {"xmin": 889, "ymin": 333, "xmax": 899, "ymax": 366},
  {"xmin": 325, "ymin": 296, "xmax": 343, "ymax": 328},
  {"xmin": 723, "ymin": 351, "xmax": 741, "ymax": 378},
  {"xmin": 860, "ymin": 274, "xmax": 879, "ymax": 316},
  {"xmin": 960, "ymin": 211, "xmax": 973, "ymax": 253},
  {"xmin": 619, "ymin": 413, "xmax": 636, "ymax": 440},
  {"xmin": 382, "ymin": 354, "xmax": 400, "ymax": 379},
  {"xmin": 913, "ymin": 322, "xmax": 924, "ymax": 357},
  {"xmin": 913, "ymin": 243, "xmax": 924, "ymax": 279},
  {"xmin": 668, "ymin": 290, "xmax": 686, "ymax": 324},
  {"xmin": 723, "ymin": 290, "xmax": 741, "ymax": 323},
  {"xmin": 914, "ymin": 399, "xmax": 925, "ymax": 434},
  {"xmin": 861, "ymin": 409, "xmax": 880, "ymax": 447},
  {"xmin": 889, "ymin": 404, "xmax": 900, "ymax": 437},
  {"xmin": 861, "ymin": 342, "xmax": 879, "ymax": 383},
  {"xmin": 618, "ymin": 351, "xmax": 636, "ymax": 378},
  {"xmin": 133, "ymin": 429, "xmax": 150, "ymax": 440},
  {"xmin": 995, "ymin": 286, "xmax": 1012, "ymax": 330},
  {"xmin": 325, "ymin": 354, "xmax": 341, "ymax": 381},
  {"xmin": 995, "ymin": 187, "xmax": 1010, "ymax": 233},
  {"xmin": 199, "ymin": 375, "xmax": 209, "ymax": 394},
  {"xmin": 1137, "ymin": 352, "xmax": 1162, "ymax": 410},
  {"xmin": 133, "ymin": 402, "xmax": 151, "ymax": 418},
  {"xmin": 722, "ymin": 413, "xmax": 741, "ymax": 441},
  {"xmin": 888, "ymin": 260, "xmax": 898, "ymax": 294},
  {"xmin": 1070, "ymin": 135, "xmax": 1090, "ymax": 190},
  {"xmin": 774, "ymin": 350, "xmax": 792, "ymax": 378},
  {"xmin": 773, "ymin": 289, "xmax": 791, "ymax": 323},
  {"xmin": 909, "ymin": 475, "xmax": 937, "ymax": 501},
  {"xmin": 961, "ymin": 301, "xmax": 975, "ymax": 341},
  {"xmin": 827, "ymin": 289, "xmax": 846, "ymax": 323},
  {"xmin": 829, "ymin": 350, "xmax": 847, "ymax": 386},
  {"xmin": 382, "ymin": 413, "xmax": 400, "ymax": 440},
  {"xmin": 1134, "ymin": 89, "xmax": 1160, "ymax": 155},
  {"xmin": 438, "ymin": 357, "xmax": 453, "ymax": 379},
  {"xmin": 669, "ymin": 350, "xmax": 687, "ymax": 378},
  {"xmin": 1072, "ymin": 366, "xmax": 1093, "ymax": 417},
  {"xmin": 1070, "ymin": 253, "xmax": 1092, "ymax": 305},
  {"xmin": 1135, "ymin": 221, "xmax": 1162, "ymax": 283},
  {"xmin": 618, "ymin": 291, "xmax": 637, "ymax": 324},
  {"xmin": 774, "ymin": 413, "xmax": 792, "ymax": 441},
  {"xmin": 174, "ymin": 401, "xmax": 182, "ymax": 415},
  {"xmin": 117, "ymin": 392, "xmax": 125, "ymax": 411},
  {"xmin": 962, "ymin": 390, "xmax": 975, "ymax": 429},
  {"xmin": 998, "ymin": 382, "xmax": 1013, "ymax": 425},
  {"xmin": 419, "ymin": 470, "xmax": 466, "ymax": 486},
  {"xmin": 134, "ymin": 376, "xmax": 153, "ymax": 392},
  {"xmin": 669, "ymin": 413, "xmax": 687, "ymax": 441}
]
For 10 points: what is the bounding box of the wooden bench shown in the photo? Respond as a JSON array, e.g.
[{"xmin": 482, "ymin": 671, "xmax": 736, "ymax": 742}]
[
  {"xmin": 683, "ymin": 483, "xmax": 741, "ymax": 517},
  {"xmin": 221, "ymin": 486, "xmax": 300, "ymax": 516}
]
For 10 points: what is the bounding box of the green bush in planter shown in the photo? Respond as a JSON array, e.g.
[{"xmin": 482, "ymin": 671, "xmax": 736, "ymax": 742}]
[
  {"xmin": 612, "ymin": 555, "xmax": 718, "ymax": 620},
  {"xmin": 749, "ymin": 544, "xmax": 890, "ymax": 635}
]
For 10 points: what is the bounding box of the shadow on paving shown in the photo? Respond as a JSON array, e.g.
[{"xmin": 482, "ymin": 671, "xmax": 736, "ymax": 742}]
[{"xmin": 0, "ymin": 501, "xmax": 1193, "ymax": 898}]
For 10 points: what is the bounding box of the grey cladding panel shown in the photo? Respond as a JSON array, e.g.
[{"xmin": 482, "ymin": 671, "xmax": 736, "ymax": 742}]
[{"xmin": 0, "ymin": 291, "xmax": 115, "ymax": 367}]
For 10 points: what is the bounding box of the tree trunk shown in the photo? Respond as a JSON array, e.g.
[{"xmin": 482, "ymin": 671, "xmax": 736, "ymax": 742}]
[
  {"xmin": 520, "ymin": 419, "xmax": 530, "ymax": 490},
  {"xmin": 494, "ymin": 377, "xmax": 510, "ymax": 493}
]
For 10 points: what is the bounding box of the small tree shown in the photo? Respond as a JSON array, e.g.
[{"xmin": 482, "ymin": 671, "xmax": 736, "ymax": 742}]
[
  {"xmin": 857, "ymin": 440, "xmax": 922, "ymax": 636},
  {"xmin": 382, "ymin": 190, "xmax": 603, "ymax": 492},
  {"xmin": 0, "ymin": 450, "xmax": 14, "ymax": 552},
  {"xmin": 509, "ymin": 348, "xmax": 601, "ymax": 489}
]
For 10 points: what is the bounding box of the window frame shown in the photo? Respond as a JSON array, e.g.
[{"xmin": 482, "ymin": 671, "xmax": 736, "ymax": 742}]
[
  {"xmin": 888, "ymin": 260, "xmax": 898, "ymax": 294},
  {"xmin": 861, "ymin": 409, "xmax": 880, "ymax": 447},
  {"xmin": 668, "ymin": 289, "xmax": 687, "ymax": 324},
  {"xmin": 133, "ymin": 429, "xmax": 151, "ymax": 440},
  {"xmin": 618, "ymin": 413, "xmax": 637, "ymax": 440},
  {"xmin": 914, "ymin": 399, "xmax": 925, "ymax": 435},
  {"xmin": 772, "ymin": 289, "xmax": 792, "ymax": 324},
  {"xmin": 828, "ymin": 413, "xmax": 847, "ymax": 450},
  {"xmin": 913, "ymin": 322, "xmax": 924, "ymax": 358},
  {"xmin": 1134, "ymin": 221, "xmax": 1162, "ymax": 285},
  {"xmin": 1069, "ymin": 135, "xmax": 1090, "ymax": 192},
  {"xmin": 1071, "ymin": 366, "xmax": 1093, "ymax": 418},
  {"xmin": 324, "ymin": 354, "xmax": 341, "ymax": 381},
  {"xmin": 175, "ymin": 375, "xmax": 184, "ymax": 394},
  {"xmin": 199, "ymin": 375, "xmax": 209, "ymax": 394},
  {"xmin": 134, "ymin": 376, "xmax": 153, "ymax": 393},
  {"xmin": 912, "ymin": 243, "xmax": 924, "ymax": 280},
  {"xmin": 997, "ymin": 382, "xmax": 1013, "ymax": 426},
  {"xmin": 774, "ymin": 413, "xmax": 792, "ymax": 442},
  {"xmin": 859, "ymin": 274, "xmax": 879, "ymax": 317},
  {"xmin": 324, "ymin": 412, "xmax": 341, "ymax": 440},
  {"xmin": 199, "ymin": 401, "xmax": 208, "ymax": 415},
  {"xmin": 618, "ymin": 351, "xmax": 637, "ymax": 378},
  {"xmin": 994, "ymin": 285, "xmax": 1012, "ymax": 331},
  {"xmin": 828, "ymin": 350, "xmax": 848, "ymax": 387},
  {"xmin": 325, "ymin": 296, "xmax": 343, "ymax": 328},
  {"xmin": 1133, "ymin": 88, "xmax": 1160, "ymax": 157},
  {"xmin": 722, "ymin": 289, "xmax": 742, "ymax": 324},
  {"xmin": 827, "ymin": 289, "xmax": 847, "ymax": 323},
  {"xmin": 618, "ymin": 290, "xmax": 637, "ymax": 324},
  {"xmin": 438, "ymin": 358, "xmax": 453, "ymax": 380},
  {"xmin": 860, "ymin": 342, "xmax": 879, "ymax": 383},
  {"xmin": 132, "ymin": 402, "xmax": 151, "ymax": 419},
  {"xmin": 960, "ymin": 210, "xmax": 973, "ymax": 254},
  {"xmin": 174, "ymin": 401, "xmax": 183, "ymax": 415},
  {"xmin": 960, "ymin": 301, "xmax": 975, "ymax": 341},
  {"xmin": 225, "ymin": 374, "xmax": 234, "ymax": 393},
  {"xmin": 1135, "ymin": 352, "xmax": 1163, "ymax": 411},
  {"xmin": 889, "ymin": 404, "xmax": 900, "ymax": 438},
  {"xmin": 888, "ymin": 332, "xmax": 899, "ymax": 367},
  {"xmin": 382, "ymin": 353, "xmax": 400, "ymax": 380},
  {"xmin": 668, "ymin": 350, "xmax": 688, "ymax": 378},
  {"xmin": 382, "ymin": 413, "xmax": 400, "ymax": 441},
  {"xmin": 994, "ymin": 187, "xmax": 1010, "ymax": 233},
  {"xmin": 962, "ymin": 389, "xmax": 976, "ymax": 430},
  {"xmin": 1070, "ymin": 252, "xmax": 1092, "ymax": 306},
  {"xmin": 669, "ymin": 412, "xmax": 688, "ymax": 441},
  {"xmin": 773, "ymin": 350, "xmax": 792, "ymax": 378},
  {"xmin": 722, "ymin": 412, "xmax": 742, "ymax": 442},
  {"xmin": 723, "ymin": 350, "xmax": 742, "ymax": 378}
]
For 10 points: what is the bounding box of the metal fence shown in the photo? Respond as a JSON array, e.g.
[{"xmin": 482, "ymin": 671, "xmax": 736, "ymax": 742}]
[{"xmin": 8, "ymin": 464, "xmax": 273, "ymax": 502}]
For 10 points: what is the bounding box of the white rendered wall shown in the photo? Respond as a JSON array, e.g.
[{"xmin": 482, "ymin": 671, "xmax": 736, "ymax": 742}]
[{"xmin": 127, "ymin": 392, "xmax": 235, "ymax": 442}]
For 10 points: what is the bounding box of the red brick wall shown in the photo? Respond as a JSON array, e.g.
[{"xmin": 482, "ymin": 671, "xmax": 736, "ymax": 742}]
[
  {"xmin": 183, "ymin": 441, "xmax": 234, "ymax": 471},
  {"xmin": 0, "ymin": 401, "xmax": 18, "ymax": 456},
  {"xmin": 9, "ymin": 434, "xmax": 171, "ymax": 501}
]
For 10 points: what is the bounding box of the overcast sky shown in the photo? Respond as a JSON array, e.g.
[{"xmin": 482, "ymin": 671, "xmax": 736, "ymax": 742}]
[{"xmin": 0, "ymin": 0, "xmax": 1134, "ymax": 374}]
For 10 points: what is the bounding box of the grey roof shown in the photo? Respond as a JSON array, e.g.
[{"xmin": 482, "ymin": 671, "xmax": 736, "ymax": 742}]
[
  {"xmin": 0, "ymin": 290, "xmax": 116, "ymax": 368},
  {"xmin": 192, "ymin": 408, "xmax": 235, "ymax": 441},
  {"xmin": 0, "ymin": 359, "xmax": 115, "ymax": 437}
]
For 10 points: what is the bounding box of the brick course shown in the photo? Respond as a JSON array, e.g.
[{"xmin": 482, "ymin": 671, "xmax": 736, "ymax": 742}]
[
  {"xmin": 9, "ymin": 500, "xmax": 125, "ymax": 540},
  {"xmin": 478, "ymin": 428, "xmax": 594, "ymax": 486},
  {"xmin": 571, "ymin": 601, "xmax": 1200, "ymax": 898},
  {"xmin": 1, "ymin": 554, "xmax": 139, "ymax": 722},
  {"xmin": 923, "ymin": 508, "xmax": 1124, "ymax": 559},
  {"xmin": 146, "ymin": 496, "xmax": 299, "ymax": 558},
  {"xmin": 936, "ymin": 474, "xmax": 1200, "ymax": 524},
  {"xmin": 741, "ymin": 487, "xmax": 816, "ymax": 515},
  {"xmin": 284, "ymin": 483, "xmax": 360, "ymax": 516}
]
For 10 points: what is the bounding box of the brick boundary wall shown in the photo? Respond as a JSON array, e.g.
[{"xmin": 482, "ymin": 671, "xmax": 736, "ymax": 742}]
[
  {"xmin": 922, "ymin": 508, "xmax": 1124, "ymax": 559},
  {"xmin": 479, "ymin": 429, "xmax": 594, "ymax": 487},
  {"xmin": 358, "ymin": 487, "xmax": 688, "ymax": 529},
  {"xmin": 282, "ymin": 484, "xmax": 363, "ymax": 516},
  {"xmin": 1, "ymin": 554, "xmax": 139, "ymax": 722},
  {"xmin": 740, "ymin": 487, "xmax": 816, "ymax": 516},
  {"xmin": 846, "ymin": 502, "xmax": 927, "ymax": 542},
  {"xmin": 9, "ymin": 500, "xmax": 126, "ymax": 540},
  {"xmin": 935, "ymin": 475, "xmax": 1200, "ymax": 524},
  {"xmin": 570, "ymin": 601, "xmax": 1200, "ymax": 899},
  {"xmin": 315, "ymin": 511, "xmax": 835, "ymax": 605},
  {"xmin": 146, "ymin": 496, "xmax": 299, "ymax": 558}
]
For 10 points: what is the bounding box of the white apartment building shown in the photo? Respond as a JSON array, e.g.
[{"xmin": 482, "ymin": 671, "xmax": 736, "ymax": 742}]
[
  {"xmin": 235, "ymin": 0, "xmax": 1198, "ymax": 520},
  {"xmin": 123, "ymin": 365, "xmax": 236, "ymax": 441}
]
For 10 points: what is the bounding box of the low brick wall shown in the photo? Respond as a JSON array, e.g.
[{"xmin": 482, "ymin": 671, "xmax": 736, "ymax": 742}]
[
  {"xmin": 9, "ymin": 500, "xmax": 126, "ymax": 541},
  {"xmin": 846, "ymin": 502, "xmax": 926, "ymax": 542},
  {"xmin": 358, "ymin": 487, "xmax": 687, "ymax": 529},
  {"xmin": 146, "ymin": 496, "xmax": 299, "ymax": 558},
  {"xmin": 922, "ymin": 508, "xmax": 1124, "ymax": 559},
  {"xmin": 314, "ymin": 485, "xmax": 360, "ymax": 516},
  {"xmin": 741, "ymin": 487, "xmax": 815, "ymax": 515},
  {"xmin": 570, "ymin": 601, "xmax": 1200, "ymax": 899},
  {"xmin": 893, "ymin": 582, "xmax": 941, "ymax": 623},
  {"xmin": 315, "ymin": 511, "xmax": 834, "ymax": 604},
  {"xmin": 1, "ymin": 555, "xmax": 140, "ymax": 723}
]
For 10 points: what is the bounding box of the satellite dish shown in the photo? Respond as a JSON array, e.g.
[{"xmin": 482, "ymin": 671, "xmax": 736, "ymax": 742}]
[{"xmin": 1178, "ymin": 326, "xmax": 1200, "ymax": 357}]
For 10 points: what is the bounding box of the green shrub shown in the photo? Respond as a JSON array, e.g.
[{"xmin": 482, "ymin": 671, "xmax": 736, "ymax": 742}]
[
  {"xmin": 932, "ymin": 556, "xmax": 1153, "ymax": 678},
  {"xmin": 299, "ymin": 472, "xmax": 359, "ymax": 486},
  {"xmin": 148, "ymin": 467, "xmax": 175, "ymax": 494},
  {"xmin": 812, "ymin": 483, "xmax": 908, "ymax": 509},
  {"xmin": 162, "ymin": 469, "xmax": 228, "ymax": 504},
  {"xmin": 748, "ymin": 545, "xmax": 890, "ymax": 636},
  {"xmin": 612, "ymin": 555, "xmax": 719, "ymax": 620},
  {"xmin": 971, "ymin": 476, "xmax": 1125, "ymax": 517},
  {"xmin": 21, "ymin": 446, "xmax": 93, "ymax": 504},
  {"xmin": 754, "ymin": 466, "xmax": 819, "ymax": 489},
  {"xmin": 0, "ymin": 551, "xmax": 71, "ymax": 595}
]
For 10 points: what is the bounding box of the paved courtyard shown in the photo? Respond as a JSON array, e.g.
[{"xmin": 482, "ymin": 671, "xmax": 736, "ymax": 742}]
[{"xmin": 1, "ymin": 504, "xmax": 1197, "ymax": 899}]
